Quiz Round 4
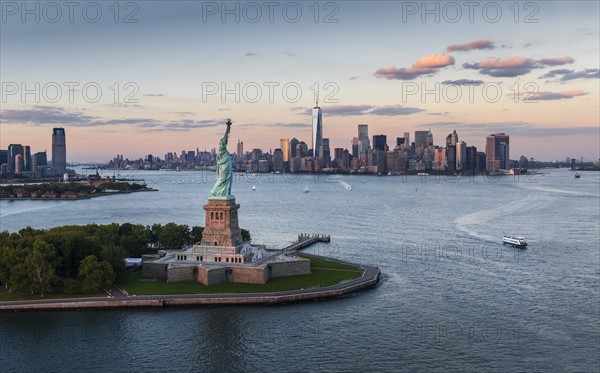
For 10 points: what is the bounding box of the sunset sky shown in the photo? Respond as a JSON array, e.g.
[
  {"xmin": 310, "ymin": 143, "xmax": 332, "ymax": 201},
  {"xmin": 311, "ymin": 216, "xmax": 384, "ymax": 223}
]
[{"xmin": 1, "ymin": 1, "xmax": 599, "ymax": 162}]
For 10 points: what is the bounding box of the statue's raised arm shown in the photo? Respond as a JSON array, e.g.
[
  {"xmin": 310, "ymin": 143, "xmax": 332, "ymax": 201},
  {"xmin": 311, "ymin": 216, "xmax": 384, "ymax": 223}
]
[{"xmin": 210, "ymin": 119, "xmax": 234, "ymax": 200}]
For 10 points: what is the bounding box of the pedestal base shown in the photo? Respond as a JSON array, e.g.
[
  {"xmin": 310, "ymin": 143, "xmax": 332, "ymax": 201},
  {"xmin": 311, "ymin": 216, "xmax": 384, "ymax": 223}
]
[{"xmin": 201, "ymin": 198, "xmax": 243, "ymax": 247}]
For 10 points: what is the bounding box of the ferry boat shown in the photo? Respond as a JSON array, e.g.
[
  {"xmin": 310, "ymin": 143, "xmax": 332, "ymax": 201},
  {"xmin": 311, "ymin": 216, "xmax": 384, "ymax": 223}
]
[{"xmin": 502, "ymin": 235, "xmax": 528, "ymax": 248}]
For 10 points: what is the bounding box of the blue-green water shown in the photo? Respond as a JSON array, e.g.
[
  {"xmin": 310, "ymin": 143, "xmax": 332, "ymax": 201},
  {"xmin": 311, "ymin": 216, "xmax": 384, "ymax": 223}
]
[{"xmin": 1, "ymin": 169, "xmax": 599, "ymax": 372}]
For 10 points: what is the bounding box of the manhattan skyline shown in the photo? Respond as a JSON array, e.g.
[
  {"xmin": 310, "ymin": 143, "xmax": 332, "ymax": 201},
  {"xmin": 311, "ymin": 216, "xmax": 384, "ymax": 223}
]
[{"xmin": 1, "ymin": 1, "xmax": 599, "ymax": 162}]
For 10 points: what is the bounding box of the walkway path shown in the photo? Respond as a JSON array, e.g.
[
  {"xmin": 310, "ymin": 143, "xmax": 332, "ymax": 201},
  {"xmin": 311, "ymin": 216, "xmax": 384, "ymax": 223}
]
[{"xmin": 0, "ymin": 266, "xmax": 379, "ymax": 311}]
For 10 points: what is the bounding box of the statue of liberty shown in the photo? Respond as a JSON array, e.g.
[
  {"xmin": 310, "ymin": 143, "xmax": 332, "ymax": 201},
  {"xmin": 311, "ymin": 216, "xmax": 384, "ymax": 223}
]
[{"xmin": 210, "ymin": 119, "xmax": 234, "ymax": 199}]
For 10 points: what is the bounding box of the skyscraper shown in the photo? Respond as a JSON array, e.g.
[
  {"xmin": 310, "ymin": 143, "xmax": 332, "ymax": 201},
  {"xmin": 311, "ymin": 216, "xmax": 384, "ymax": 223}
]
[
  {"xmin": 236, "ymin": 139, "xmax": 244, "ymax": 159},
  {"xmin": 7, "ymin": 144, "xmax": 23, "ymax": 174},
  {"xmin": 280, "ymin": 138, "xmax": 290, "ymax": 162},
  {"xmin": 319, "ymin": 138, "xmax": 331, "ymax": 167},
  {"xmin": 414, "ymin": 131, "xmax": 429, "ymax": 150},
  {"xmin": 358, "ymin": 124, "xmax": 369, "ymax": 154},
  {"xmin": 486, "ymin": 134, "xmax": 499, "ymax": 173},
  {"xmin": 52, "ymin": 127, "xmax": 67, "ymax": 175},
  {"xmin": 23, "ymin": 145, "xmax": 31, "ymax": 171},
  {"xmin": 456, "ymin": 141, "xmax": 467, "ymax": 170},
  {"xmin": 289, "ymin": 138, "xmax": 299, "ymax": 158},
  {"xmin": 373, "ymin": 135, "xmax": 387, "ymax": 151},
  {"xmin": 312, "ymin": 103, "xmax": 323, "ymax": 161},
  {"xmin": 495, "ymin": 133, "xmax": 510, "ymax": 169},
  {"xmin": 486, "ymin": 133, "xmax": 510, "ymax": 172}
]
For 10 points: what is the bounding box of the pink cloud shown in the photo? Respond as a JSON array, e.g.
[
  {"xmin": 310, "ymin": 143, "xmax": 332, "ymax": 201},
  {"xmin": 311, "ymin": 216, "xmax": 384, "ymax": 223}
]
[
  {"xmin": 413, "ymin": 54, "xmax": 455, "ymax": 68},
  {"xmin": 477, "ymin": 57, "xmax": 533, "ymax": 68},
  {"xmin": 447, "ymin": 40, "xmax": 495, "ymax": 52}
]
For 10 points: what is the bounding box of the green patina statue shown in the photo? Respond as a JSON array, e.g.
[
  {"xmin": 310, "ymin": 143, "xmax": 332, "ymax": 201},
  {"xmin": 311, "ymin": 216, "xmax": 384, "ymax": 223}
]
[{"xmin": 210, "ymin": 119, "xmax": 234, "ymax": 200}]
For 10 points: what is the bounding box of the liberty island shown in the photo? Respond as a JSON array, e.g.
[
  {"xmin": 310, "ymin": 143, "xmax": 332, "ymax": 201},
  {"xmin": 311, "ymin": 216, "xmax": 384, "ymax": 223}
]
[{"xmin": 0, "ymin": 119, "xmax": 380, "ymax": 310}]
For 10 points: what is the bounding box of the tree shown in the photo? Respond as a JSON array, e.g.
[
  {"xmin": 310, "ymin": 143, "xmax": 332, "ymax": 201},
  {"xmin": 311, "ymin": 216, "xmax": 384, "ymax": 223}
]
[
  {"xmin": 24, "ymin": 248, "xmax": 55, "ymax": 297},
  {"xmin": 160, "ymin": 223, "xmax": 190, "ymax": 250},
  {"xmin": 100, "ymin": 244, "xmax": 128, "ymax": 281},
  {"xmin": 241, "ymin": 229, "xmax": 251, "ymax": 242},
  {"xmin": 77, "ymin": 255, "xmax": 115, "ymax": 294},
  {"xmin": 191, "ymin": 226, "xmax": 204, "ymax": 244},
  {"xmin": 0, "ymin": 246, "xmax": 18, "ymax": 290},
  {"xmin": 149, "ymin": 224, "xmax": 162, "ymax": 246}
]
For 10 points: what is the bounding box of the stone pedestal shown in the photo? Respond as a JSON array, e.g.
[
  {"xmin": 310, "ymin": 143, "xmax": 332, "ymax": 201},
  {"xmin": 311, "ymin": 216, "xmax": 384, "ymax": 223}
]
[{"xmin": 201, "ymin": 198, "xmax": 243, "ymax": 249}]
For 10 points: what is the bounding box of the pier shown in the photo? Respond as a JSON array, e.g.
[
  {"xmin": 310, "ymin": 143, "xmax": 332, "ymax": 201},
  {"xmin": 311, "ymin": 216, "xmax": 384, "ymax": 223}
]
[{"xmin": 283, "ymin": 234, "xmax": 331, "ymax": 253}]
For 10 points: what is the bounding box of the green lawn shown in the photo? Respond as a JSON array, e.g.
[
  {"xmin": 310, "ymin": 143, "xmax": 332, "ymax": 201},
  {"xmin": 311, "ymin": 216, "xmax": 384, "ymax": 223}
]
[{"xmin": 118, "ymin": 256, "xmax": 364, "ymax": 296}]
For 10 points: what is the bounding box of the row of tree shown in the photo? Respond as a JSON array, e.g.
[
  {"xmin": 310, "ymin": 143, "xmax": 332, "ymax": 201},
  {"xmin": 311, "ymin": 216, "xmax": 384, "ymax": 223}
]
[{"xmin": 0, "ymin": 223, "xmax": 250, "ymax": 297}]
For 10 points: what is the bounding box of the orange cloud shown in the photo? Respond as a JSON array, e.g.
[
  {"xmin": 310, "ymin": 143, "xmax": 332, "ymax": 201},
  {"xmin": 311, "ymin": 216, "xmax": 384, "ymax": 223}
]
[
  {"xmin": 477, "ymin": 57, "xmax": 533, "ymax": 68},
  {"xmin": 375, "ymin": 54, "xmax": 454, "ymax": 80},
  {"xmin": 413, "ymin": 54, "xmax": 456, "ymax": 68}
]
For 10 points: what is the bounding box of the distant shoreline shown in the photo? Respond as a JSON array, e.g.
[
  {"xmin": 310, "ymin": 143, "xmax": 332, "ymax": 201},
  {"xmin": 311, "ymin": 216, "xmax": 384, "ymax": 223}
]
[{"xmin": 0, "ymin": 188, "xmax": 158, "ymax": 201}]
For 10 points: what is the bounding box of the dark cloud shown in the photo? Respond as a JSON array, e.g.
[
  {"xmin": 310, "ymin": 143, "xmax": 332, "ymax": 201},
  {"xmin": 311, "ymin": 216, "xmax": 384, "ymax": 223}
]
[
  {"xmin": 418, "ymin": 121, "xmax": 598, "ymax": 137},
  {"xmin": 325, "ymin": 105, "xmax": 374, "ymax": 116},
  {"xmin": 0, "ymin": 105, "xmax": 219, "ymax": 131},
  {"xmin": 464, "ymin": 56, "xmax": 574, "ymax": 77},
  {"xmin": 447, "ymin": 40, "xmax": 495, "ymax": 52},
  {"xmin": 348, "ymin": 76, "xmax": 360, "ymax": 81},
  {"xmin": 369, "ymin": 105, "xmax": 424, "ymax": 116},
  {"xmin": 0, "ymin": 106, "xmax": 98, "ymax": 125},
  {"xmin": 291, "ymin": 104, "xmax": 424, "ymax": 116},
  {"xmin": 539, "ymin": 68, "xmax": 600, "ymax": 82},
  {"xmin": 244, "ymin": 52, "xmax": 257, "ymax": 57},
  {"xmin": 264, "ymin": 122, "xmax": 310, "ymax": 128},
  {"xmin": 151, "ymin": 120, "xmax": 223, "ymax": 131},
  {"xmin": 441, "ymin": 79, "xmax": 485, "ymax": 86},
  {"xmin": 374, "ymin": 66, "xmax": 436, "ymax": 80}
]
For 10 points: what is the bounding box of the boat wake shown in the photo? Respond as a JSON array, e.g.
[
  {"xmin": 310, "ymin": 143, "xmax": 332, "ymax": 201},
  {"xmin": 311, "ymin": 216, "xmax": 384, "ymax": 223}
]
[
  {"xmin": 337, "ymin": 180, "xmax": 353, "ymax": 191},
  {"xmin": 455, "ymin": 193, "xmax": 551, "ymax": 243}
]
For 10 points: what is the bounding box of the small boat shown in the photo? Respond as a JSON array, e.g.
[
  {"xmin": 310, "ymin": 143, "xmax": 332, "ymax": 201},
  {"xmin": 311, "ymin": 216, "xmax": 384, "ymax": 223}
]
[
  {"xmin": 574, "ymin": 173, "xmax": 581, "ymax": 178},
  {"xmin": 302, "ymin": 185, "xmax": 310, "ymax": 193},
  {"xmin": 503, "ymin": 235, "xmax": 528, "ymax": 248},
  {"xmin": 417, "ymin": 173, "xmax": 429, "ymax": 176},
  {"xmin": 361, "ymin": 178, "xmax": 367, "ymax": 183},
  {"xmin": 251, "ymin": 185, "xmax": 256, "ymax": 191}
]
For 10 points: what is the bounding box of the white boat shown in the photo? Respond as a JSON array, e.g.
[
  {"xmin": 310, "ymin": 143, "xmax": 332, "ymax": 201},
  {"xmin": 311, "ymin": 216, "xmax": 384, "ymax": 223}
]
[
  {"xmin": 417, "ymin": 173, "xmax": 429, "ymax": 176},
  {"xmin": 251, "ymin": 185, "xmax": 256, "ymax": 191},
  {"xmin": 302, "ymin": 185, "xmax": 310, "ymax": 193},
  {"xmin": 502, "ymin": 235, "xmax": 528, "ymax": 248}
]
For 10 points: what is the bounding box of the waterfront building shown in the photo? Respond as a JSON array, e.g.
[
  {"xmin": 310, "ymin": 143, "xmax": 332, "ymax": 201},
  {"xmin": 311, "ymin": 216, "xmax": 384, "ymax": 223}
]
[
  {"xmin": 312, "ymin": 102, "xmax": 323, "ymax": 166},
  {"xmin": 52, "ymin": 127, "xmax": 67, "ymax": 175},
  {"xmin": 280, "ymin": 139, "xmax": 289, "ymax": 162}
]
